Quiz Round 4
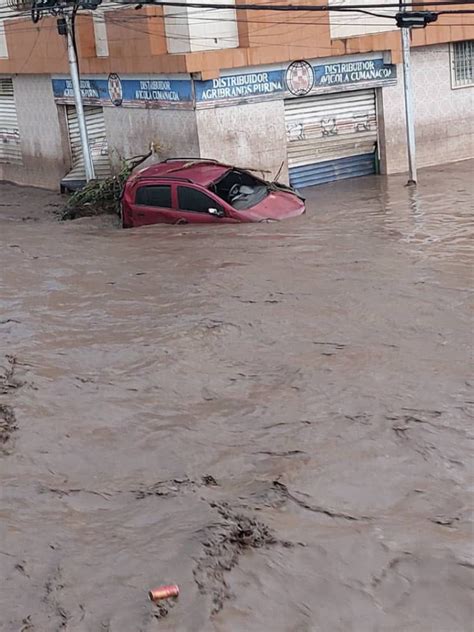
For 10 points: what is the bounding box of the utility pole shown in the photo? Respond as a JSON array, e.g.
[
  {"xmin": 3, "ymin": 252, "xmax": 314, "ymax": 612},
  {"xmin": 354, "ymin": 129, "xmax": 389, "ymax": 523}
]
[
  {"xmin": 400, "ymin": 26, "xmax": 416, "ymax": 184},
  {"xmin": 29, "ymin": 0, "xmax": 102, "ymax": 183},
  {"xmin": 64, "ymin": 14, "xmax": 95, "ymax": 181},
  {"xmin": 396, "ymin": 10, "xmax": 438, "ymax": 186}
]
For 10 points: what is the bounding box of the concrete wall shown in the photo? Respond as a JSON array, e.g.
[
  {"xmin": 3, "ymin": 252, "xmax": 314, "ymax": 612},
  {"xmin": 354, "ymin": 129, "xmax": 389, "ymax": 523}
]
[
  {"xmin": 0, "ymin": 0, "xmax": 18, "ymax": 59},
  {"xmin": 164, "ymin": 0, "xmax": 239, "ymax": 54},
  {"xmin": 3, "ymin": 45, "xmax": 472, "ymax": 189},
  {"xmin": 103, "ymin": 107, "xmax": 200, "ymax": 171},
  {"xmin": 0, "ymin": 75, "xmax": 69, "ymax": 189},
  {"xmin": 380, "ymin": 44, "xmax": 474, "ymax": 174},
  {"xmin": 329, "ymin": 0, "xmax": 398, "ymax": 39},
  {"xmin": 196, "ymin": 100, "xmax": 289, "ymax": 183}
]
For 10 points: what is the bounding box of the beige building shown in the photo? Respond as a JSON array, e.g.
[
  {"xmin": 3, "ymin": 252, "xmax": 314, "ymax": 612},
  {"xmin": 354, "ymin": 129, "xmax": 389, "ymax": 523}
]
[{"xmin": 0, "ymin": 0, "xmax": 473, "ymax": 189}]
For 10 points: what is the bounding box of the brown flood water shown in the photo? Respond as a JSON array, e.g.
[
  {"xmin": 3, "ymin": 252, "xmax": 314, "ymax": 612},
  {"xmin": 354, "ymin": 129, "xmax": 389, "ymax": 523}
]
[{"xmin": 0, "ymin": 161, "xmax": 473, "ymax": 632}]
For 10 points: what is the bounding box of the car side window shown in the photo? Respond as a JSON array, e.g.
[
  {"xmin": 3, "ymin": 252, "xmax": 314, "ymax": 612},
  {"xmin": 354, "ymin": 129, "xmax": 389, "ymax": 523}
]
[
  {"xmin": 177, "ymin": 186, "xmax": 223, "ymax": 214},
  {"xmin": 135, "ymin": 185, "xmax": 172, "ymax": 208}
]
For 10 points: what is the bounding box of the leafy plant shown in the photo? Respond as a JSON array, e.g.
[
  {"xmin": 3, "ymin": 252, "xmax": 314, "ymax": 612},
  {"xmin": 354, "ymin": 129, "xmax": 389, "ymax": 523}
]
[{"xmin": 60, "ymin": 150, "xmax": 152, "ymax": 220}]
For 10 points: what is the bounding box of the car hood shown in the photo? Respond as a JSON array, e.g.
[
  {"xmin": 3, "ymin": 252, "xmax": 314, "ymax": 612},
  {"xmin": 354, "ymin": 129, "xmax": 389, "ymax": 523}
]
[{"xmin": 239, "ymin": 189, "xmax": 305, "ymax": 221}]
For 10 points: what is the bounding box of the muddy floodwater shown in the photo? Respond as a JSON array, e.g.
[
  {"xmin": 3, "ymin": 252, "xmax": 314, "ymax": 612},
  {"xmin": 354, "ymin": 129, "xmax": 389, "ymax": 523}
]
[{"xmin": 1, "ymin": 161, "xmax": 473, "ymax": 632}]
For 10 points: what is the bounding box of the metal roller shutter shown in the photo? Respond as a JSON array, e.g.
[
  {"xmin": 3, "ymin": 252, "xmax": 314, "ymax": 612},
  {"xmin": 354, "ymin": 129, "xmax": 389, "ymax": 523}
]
[
  {"xmin": 285, "ymin": 89, "xmax": 377, "ymax": 188},
  {"xmin": 0, "ymin": 78, "xmax": 22, "ymax": 165},
  {"xmin": 62, "ymin": 105, "xmax": 111, "ymax": 189}
]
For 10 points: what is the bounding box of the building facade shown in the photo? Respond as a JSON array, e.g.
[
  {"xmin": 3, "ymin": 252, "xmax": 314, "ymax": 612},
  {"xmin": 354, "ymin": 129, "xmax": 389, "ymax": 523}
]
[{"xmin": 0, "ymin": 0, "xmax": 473, "ymax": 189}]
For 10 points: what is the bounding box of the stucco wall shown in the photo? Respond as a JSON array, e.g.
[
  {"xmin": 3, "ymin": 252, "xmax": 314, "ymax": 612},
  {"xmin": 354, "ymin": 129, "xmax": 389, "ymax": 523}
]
[
  {"xmin": 103, "ymin": 107, "xmax": 200, "ymax": 170},
  {"xmin": 0, "ymin": 75, "xmax": 68, "ymax": 189},
  {"xmin": 381, "ymin": 44, "xmax": 474, "ymax": 174},
  {"xmin": 196, "ymin": 100, "xmax": 289, "ymax": 183},
  {"xmin": 164, "ymin": 0, "xmax": 238, "ymax": 54},
  {"xmin": 329, "ymin": 0, "xmax": 397, "ymax": 39}
]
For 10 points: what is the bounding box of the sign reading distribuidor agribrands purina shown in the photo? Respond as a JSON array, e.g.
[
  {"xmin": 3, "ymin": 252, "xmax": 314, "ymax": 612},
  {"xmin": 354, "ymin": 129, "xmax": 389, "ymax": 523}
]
[
  {"xmin": 194, "ymin": 70, "xmax": 285, "ymax": 104},
  {"xmin": 52, "ymin": 75, "xmax": 193, "ymax": 107},
  {"xmin": 313, "ymin": 58, "xmax": 396, "ymax": 87}
]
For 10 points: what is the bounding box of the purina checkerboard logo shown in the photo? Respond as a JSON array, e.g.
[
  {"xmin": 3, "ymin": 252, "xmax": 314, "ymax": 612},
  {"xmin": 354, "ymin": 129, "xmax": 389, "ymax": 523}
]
[
  {"xmin": 108, "ymin": 73, "xmax": 123, "ymax": 106},
  {"xmin": 285, "ymin": 61, "xmax": 314, "ymax": 96}
]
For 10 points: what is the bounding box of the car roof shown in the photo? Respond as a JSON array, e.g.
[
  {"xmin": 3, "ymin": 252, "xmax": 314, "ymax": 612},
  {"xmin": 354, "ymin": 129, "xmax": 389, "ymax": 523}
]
[{"xmin": 135, "ymin": 159, "xmax": 231, "ymax": 187}]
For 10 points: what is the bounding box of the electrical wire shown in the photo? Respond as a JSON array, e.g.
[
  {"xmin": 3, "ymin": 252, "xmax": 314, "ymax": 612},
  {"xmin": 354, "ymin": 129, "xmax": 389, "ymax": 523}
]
[
  {"xmin": 103, "ymin": 11, "xmax": 468, "ymax": 26},
  {"xmin": 3, "ymin": 18, "xmax": 474, "ymax": 37},
  {"xmin": 1, "ymin": 0, "xmax": 473, "ymax": 39},
  {"xmin": 4, "ymin": 6, "xmax": 474, "ymax": 33},
  {"xmin": 102, "ymin": 11, "xmax": 472, "ymax": 61},
  {"xmin": 18, "ymin": 24, "xmax": 43, "ymax": 68},
  {"xmin": 105, "ymin": 13, "xmax": 474, "ymax": 48},
  {"xmin": 2, "ymin": 1, "xmax": 474, "ymax": 26},
  {"xmin": 112, "ymin": 0, "xmax": 474, "ymax": 7},
  {"xmin": 104, "ymin": 9, "xmax": 474, "ymax": 33},
  {"xmin": 31, "ymin": 0, "xmax": 40, "ymax": 23},
  {"xmin": 4, "ymin": 0, "xmax": 474, "ymax": 20},
  {"xmin": 71, "ymin": 3, "xmax": 81, "ymax": 75},
  {"xmin": 115, "ymin": 0, "xmax": 474, "ymax": 11}
]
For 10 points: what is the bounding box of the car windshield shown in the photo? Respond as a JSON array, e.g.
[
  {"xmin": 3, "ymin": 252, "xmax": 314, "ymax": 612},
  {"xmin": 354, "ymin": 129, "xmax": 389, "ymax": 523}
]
[{"xmin": 210, "ymin": 169, "xmax": 269, "ymax": 210}]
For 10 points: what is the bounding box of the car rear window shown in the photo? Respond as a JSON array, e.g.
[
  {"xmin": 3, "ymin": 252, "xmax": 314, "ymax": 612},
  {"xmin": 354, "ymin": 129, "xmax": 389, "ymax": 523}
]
[{"xmin": 135, "ymin": 185, "xmax": 172, "ymax": 208}]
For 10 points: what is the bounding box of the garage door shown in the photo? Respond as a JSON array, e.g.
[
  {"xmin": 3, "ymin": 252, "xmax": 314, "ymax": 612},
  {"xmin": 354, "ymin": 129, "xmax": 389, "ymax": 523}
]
[
  {"xmin": 0, "ymin": 78, "xmax": 22, "ymax": 165},
  {"xmin": 62, "ymin": 105, "xmax": 111, "ymax": 190},
  {"xmin": 285, "ymin": 89, "xmax": 377, "ymax": 189}
]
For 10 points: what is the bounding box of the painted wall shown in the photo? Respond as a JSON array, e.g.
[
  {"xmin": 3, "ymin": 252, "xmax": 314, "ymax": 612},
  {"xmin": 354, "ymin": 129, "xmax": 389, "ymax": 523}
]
[
  {"xmin": 329, "ymin": 0, "xmax": 398, "ymax": 39},
  {"xmin": 103, "ymin": 106, "xmax": 200, "ymax": 170},
  {"xmin": 196, "ymin": 100, "xmax": 288, "ymax": 183},
  {"xmin": 381, "ymin": 44, "xmax": 474, "ymax": 174},
  {"xmin": 0, "ymin": 0, "xmax": 18, "ymax": 59},
  {"xmin": 2, "ymin": 44, "xmax": 472, "ymax": 189},
  {"xmin": 0, "ymin": 74, "xmax": 68, "ymax": 188},
  {"xmin": 164, "ymin": 0, "xmax": 239, "ymax": 54},
  {"xmin": 0, "ymin": 3, "xmax": 472, "ymax": 79}
]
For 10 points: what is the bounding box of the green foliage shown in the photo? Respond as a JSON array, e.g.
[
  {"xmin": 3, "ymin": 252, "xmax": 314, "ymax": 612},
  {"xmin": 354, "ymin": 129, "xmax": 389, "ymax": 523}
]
[{"xmin": 61, "ymin": 151, "xmax": 152, "ymax": 220}]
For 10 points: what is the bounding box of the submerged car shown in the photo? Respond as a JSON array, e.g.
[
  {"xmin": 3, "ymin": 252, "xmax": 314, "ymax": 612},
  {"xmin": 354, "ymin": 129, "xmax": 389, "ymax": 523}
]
[{"xmin": 121, "ymin": 159, "xmax": 305, "ymax": 228}]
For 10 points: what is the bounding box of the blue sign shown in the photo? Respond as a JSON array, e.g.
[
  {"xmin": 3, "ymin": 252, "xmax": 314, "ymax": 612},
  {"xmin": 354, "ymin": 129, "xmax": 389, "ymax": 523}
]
[
  {"xmin": 52, "ymin": 75, "xmax": 193, "ymax": 106},
  {"xmin": 195, "ymin": 70, "xmax": 285, "ymax": 103},
  {"xmin": 52, "ymin": 58, "xmax": 396, "ymax": 110},
  {"xmin": 313, "ymin": 58, "xmax": 396, "ymax": 87}
]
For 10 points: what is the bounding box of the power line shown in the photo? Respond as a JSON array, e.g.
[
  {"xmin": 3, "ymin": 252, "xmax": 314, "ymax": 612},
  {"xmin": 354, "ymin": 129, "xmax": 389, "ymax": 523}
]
[
  {"xmin": 114, "ymin": 0, "xmax": 474, "ymax": 7},
  {"xmin": 1, "ymin": 0, "xmax": 473, "ymax": 38},
  {"xmin": 3, "ymin": 0, "xmax": 474, "ymax": 19},
  {"xmin": 4, "ymin": 14, "xmax": 474, "ymax": 35},
  {"xmin": 3, "ymin": 1, "xmax": 474, "ymax": 27},
  {"xmin": 115, "ymin": 0, "xmax": 474, "ymax": 9},
  {"xmin": 105, "ymin": 13, "xmax": 474, "ymax": 47},
  {"xmin": 105, "ymin": 11, "xmax": 474, "ymax": 26}
]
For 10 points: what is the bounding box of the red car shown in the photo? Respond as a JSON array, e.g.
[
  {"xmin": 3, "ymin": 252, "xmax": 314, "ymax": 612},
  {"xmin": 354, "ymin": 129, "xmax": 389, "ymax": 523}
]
[{"xmin": 121, "ymin": 159, "xmax": 305, "ymax": 228}]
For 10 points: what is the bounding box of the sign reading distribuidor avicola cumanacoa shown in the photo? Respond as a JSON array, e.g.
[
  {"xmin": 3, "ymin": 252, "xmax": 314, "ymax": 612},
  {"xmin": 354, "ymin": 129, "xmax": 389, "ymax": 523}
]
[{"xmin": 313, "ymin": 58, "xmax": 396, "ymax": 87}]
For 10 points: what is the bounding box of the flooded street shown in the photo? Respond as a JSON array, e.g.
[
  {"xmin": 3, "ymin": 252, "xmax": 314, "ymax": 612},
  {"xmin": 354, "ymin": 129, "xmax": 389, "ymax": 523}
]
[{"xmin": 1, "ymin": 161, "xmax": 473, "ymax": 632}]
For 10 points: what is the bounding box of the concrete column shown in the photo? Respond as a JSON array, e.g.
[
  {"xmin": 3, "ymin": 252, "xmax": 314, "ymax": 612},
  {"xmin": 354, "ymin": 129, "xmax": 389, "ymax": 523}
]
[{"xmin": 164, "ymin": 0, "xmax": 239, "ymax": 54}]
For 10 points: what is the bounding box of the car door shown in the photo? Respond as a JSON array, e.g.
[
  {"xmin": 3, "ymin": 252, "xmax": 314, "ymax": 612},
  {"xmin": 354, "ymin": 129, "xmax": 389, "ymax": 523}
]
[
  {"xmin": 130, "ymin": 180, "xmax": 177, "ymax": 226},
  {"xmin": 175, "ymin": 185, "xmax": 238, "ymax": 224}
]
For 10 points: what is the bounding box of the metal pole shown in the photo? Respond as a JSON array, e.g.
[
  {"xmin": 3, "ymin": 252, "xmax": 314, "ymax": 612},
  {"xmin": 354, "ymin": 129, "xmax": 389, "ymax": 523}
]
[
  {"xmin": 66, "ymin": 15, "xmax": 95, "ymax": 181},
  {"xmin": 401, "ymin": 26, "xmax": 416, "ymax": 184}
]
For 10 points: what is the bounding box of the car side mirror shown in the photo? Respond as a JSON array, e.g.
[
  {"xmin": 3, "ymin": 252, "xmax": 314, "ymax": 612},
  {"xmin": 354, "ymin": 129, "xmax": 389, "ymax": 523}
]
[{"xmin": 208, "ymin": 207, "xmax": 225, "ymax": 218}]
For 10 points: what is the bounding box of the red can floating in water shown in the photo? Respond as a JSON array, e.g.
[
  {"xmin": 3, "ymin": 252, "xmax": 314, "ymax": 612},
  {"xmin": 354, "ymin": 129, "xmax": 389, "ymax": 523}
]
[{"xmin": 148, "ymin": 585, "xmax": 180, "ymax": 602}]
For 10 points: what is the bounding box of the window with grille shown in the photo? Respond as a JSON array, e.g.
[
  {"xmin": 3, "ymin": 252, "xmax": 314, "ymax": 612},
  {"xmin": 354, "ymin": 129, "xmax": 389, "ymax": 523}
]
[{"xmin": 451, "ymin": 41, "xmax": 474, "ymax": 88}]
